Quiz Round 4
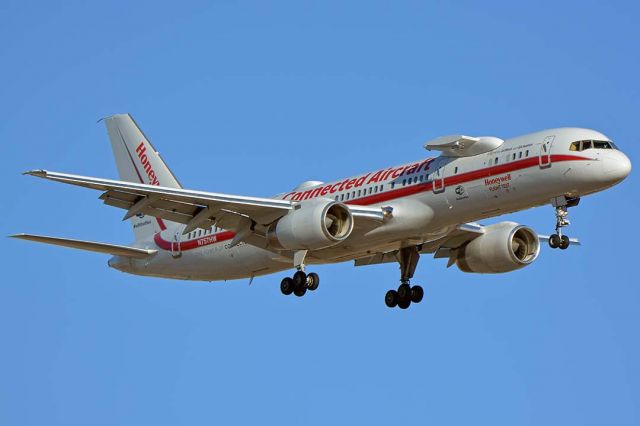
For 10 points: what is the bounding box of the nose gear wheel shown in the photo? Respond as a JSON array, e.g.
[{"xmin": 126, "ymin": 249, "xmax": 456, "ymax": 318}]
[{"xmin": 548, "ymin": 196, "xmax": 579, "ymax": 250}]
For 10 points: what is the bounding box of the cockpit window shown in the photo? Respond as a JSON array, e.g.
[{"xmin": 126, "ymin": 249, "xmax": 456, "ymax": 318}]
[{"xmin": 569, "ymin": 139, "xmax": 614, "ymax": 151}]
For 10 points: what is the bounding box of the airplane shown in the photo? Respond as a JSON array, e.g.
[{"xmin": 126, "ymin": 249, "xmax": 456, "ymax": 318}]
[{"xmin": 12, "ymin": 114, "xmax": 631, "ymax": 309}]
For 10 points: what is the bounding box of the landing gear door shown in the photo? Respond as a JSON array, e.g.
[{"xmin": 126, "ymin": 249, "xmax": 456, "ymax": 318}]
[
  {"xmin": 171, "ymin": 232, "xmax": 182, "ymax": 258},
  {"xmin": 539, "ymin": 135, "xmax": 554, "ymax": 168}
]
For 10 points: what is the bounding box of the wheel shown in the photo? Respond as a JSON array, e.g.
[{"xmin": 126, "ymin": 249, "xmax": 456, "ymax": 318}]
[
  {"xmin": 411, "ymin": 285, "xmax": 424, "ymax": 303},
  {"xmin": 559, "ymin": 235, "xmax": 570, "ymax": 250},
  {"xmin": 293, "ymin": 286, "xmax": 307, "ymax": 297},
  {"xmin": 398, "ymin": 299, "xmax": 411, "ymax": 309},
  {"xmin": 307, "ymin": 272, "xmax": 320, "ymax": 291},
  {"xmin": 549, "ymin": 234, "xmax": 561, "ymax": 249},
  {"xmin": 397, "ymin": 283, "xmax": 412, "ymax": 302},
  {"xmin": 280, "ymin": 277, "xmax": 294, "ymax": 295},
  {"xmin": 385, "ymin": 290, "xmax": 398, "ymax": 308},
  {"xmin": 293, "ymin": 270, "xmax": 307, "ymax": 289}
]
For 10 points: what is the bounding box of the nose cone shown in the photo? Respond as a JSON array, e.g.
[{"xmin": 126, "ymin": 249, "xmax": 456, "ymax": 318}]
[{"xmin": 602, "ymin": 151, "xmax": 632, "ymax": 184}]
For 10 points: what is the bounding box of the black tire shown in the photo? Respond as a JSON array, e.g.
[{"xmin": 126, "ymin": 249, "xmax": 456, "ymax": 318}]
[
  {"xmin": 559, "ymin": 235, "xmax": 570, "ymax": 250},
  {"xmin": 385, "ymin": 290, "xmax": 398, "ymax": 308},
  {"xmin": 280, "ymin": 277, "xmax": 294, "ymax": 295},
  {"xmin": 411, "ymin": 285, "xmax": 424, "ymax": 303},
  {"xmin": 397, "ymin": 283, "xmax": 412, "ymax": 302},
  {"xmin": 398, "ymin": 299, "xmax": 411, "ymax": 309},
  {"xmin": 549, "ymin": 234, "xmax": 561, "ymax": 249},
  {"xmin": 293, "ymin": 270, "xmax": 307, "ymax": 289},
  {"xmin": 307, "ymin": 272, "xmax": 320, "ymax": 291},
  {"xmin": 293, "ymin": 286, "xmax": 307, "ymax": 297}
]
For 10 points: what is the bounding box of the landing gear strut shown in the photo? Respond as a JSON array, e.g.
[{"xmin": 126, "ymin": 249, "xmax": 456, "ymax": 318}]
[
  {"xmin": 548, "ymin": 196, "xmax": 579, "ymax": 250},
  {"xmin": 385, "ymin": 246, "xmax": 424, "ymax": 309}
]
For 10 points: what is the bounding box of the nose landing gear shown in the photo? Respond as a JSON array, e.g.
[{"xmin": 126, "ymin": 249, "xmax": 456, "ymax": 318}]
[
  {"xmin": 384, "ymin": 246, "xmax": 424, "ymax": 309},
  {"xmin": 548, "ymin": 196, "xmax": 579, "ymax": 250}
]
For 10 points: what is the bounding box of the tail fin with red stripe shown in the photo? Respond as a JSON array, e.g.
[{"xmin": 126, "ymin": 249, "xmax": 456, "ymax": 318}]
[{"xmin": 104, "ymin": 114, "xmax": 181, "ymax": 241}]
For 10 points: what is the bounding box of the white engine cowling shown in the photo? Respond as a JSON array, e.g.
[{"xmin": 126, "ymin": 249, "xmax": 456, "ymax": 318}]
[
  {"xmin": 455, "ymin": 222, "xmax": 540, "ymax": 273},
  {"xmin": 268, "ymin": 199, "xmax": 354, "ymax": 250}
]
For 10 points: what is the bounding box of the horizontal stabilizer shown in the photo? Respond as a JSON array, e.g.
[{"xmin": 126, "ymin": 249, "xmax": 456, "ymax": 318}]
[{"xmin": 10, "ymin": 233, "xmax": 157, "ymax": 258}]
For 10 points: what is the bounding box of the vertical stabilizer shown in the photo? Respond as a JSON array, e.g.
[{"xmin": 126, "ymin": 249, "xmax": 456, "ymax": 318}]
[{"xmin": 104, "ymin": 114, "xmax": 181, "ymax": 241}]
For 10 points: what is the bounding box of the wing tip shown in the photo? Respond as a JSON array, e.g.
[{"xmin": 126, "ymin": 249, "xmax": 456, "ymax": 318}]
[{"xmin": 23, "ymin": 169, "xmax": 47, "ymax": 177}]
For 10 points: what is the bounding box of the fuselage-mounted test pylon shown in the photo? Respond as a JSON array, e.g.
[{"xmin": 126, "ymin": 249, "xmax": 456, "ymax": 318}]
[{"xmin": 12, "ymin": 114, "xmax": 631, "ymax": 309}]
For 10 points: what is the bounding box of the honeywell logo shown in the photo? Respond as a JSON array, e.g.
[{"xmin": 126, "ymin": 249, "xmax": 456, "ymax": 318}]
[
  {"xmin": 136, "ymin": 142, "xmax": 160, "ymax": 186},
  {"xmin": 484, "ymin": 174, "xmax": 511, "ymax": 186}
]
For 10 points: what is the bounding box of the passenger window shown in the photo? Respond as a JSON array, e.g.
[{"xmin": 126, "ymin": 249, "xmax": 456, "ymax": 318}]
[
  {"xmin": 335, "ymin": 195, "xmax": 339, "ymax": 201},
  {"xmin": 391, "ymin": 182, "xmax": 395, "ymax": 189},
  {"xmin": 402, "ymin": 179, "xmax": 406, "ymax": 186},
  {"xmin": 368, "ymin": 188, "xmax": 372, "ymax": 194},
  {"xmin": 340, "ymin": 194, "xmax": 344, "ymax": 201},
  {"xmin": 512, "ymin": 153, "xmax": 516, "ymax": 160},
  {"xmin": 495, "ymin": 157, "xmax": 499, "ymax": 164},
  {"xmin": 525, "ymin": 150, "xmax": 529, "ymax": 157},
  {"xmin": 518, "ymin": 152, "xmax": 522, "ymax": 159},
  {"xmin": 357, "ymin": 189, "xmax": 361, "ymax": 197}
]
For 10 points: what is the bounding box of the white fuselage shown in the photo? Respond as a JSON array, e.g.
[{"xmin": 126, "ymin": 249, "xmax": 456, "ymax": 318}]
[{"xmin": 109, "ymin": 127, "xmax": 631, "ymax": 281}]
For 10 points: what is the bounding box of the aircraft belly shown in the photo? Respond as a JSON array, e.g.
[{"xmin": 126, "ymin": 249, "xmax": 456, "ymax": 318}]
[{"xmin": 130, "ymin": 242, "xmax": 287, "ymax": 282}]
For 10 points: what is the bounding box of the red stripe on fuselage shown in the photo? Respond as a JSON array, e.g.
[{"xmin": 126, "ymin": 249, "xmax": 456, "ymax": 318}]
[{"xmin": 153, "ymin": 154, "xmax": 591, "ymax": 251}]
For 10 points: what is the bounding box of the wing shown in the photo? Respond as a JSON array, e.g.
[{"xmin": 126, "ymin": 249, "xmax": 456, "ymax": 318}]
[
  {"xmin": 25, "ymin": 169, "xmax": 293, "ymax": 230},
  {"xmin": 24, "ymin": 170, "xmax": 386, "ymax": 246},
  {"xmin": 354, "ymin": 223, "xmax": 580, "ymax": 267}
]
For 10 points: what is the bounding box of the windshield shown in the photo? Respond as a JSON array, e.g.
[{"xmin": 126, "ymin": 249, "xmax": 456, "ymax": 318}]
[{"xmin": 569, "ymin": 140, "xmax": 615, "ymax": 151}]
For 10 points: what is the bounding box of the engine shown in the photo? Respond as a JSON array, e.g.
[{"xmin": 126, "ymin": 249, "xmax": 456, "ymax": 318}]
[
  {"xmin": 455, "ymin": 222, "xmax": 540, "ymax": 273},
  {"xmin": 267, "ymin": 199, "xmax": 354, "ymax": 250}
]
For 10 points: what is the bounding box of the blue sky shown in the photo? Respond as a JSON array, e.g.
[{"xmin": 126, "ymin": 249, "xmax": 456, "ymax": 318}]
[{"xmin": 1, "ymin": 1, "xmax": 639, "ymax": 424}]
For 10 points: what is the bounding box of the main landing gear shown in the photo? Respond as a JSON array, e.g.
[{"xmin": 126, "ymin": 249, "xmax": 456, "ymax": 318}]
[
  {"xmin": 548, "ymin": 196, "xmax": 579, "ymax": 250},
  {"xmin": 385, "ymin": 246, "xmax": 424, "ymax": 309},
  {"xmin": 280, "ymin": 250, "xmax": 319, "ymax": 298},
  {"xmin": 280, "ymin": 271, "xmax": 319, "ymax": 297}
]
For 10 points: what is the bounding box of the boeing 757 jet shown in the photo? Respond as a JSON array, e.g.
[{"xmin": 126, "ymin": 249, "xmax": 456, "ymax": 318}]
[{"xmin": 13, "ymin": 114, "xmax": 631, "ymax": 308}]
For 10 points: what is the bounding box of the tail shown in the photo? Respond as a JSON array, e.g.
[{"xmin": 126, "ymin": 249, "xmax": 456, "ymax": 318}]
[{"xmin": 104, "ymin": 114, "xmax": 182, "ymax": 241}]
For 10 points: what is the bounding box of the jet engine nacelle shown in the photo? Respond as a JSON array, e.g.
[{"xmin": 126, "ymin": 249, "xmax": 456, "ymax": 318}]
[
  {"xmin": 455, "ymin": 222, "xmax": 540, "ymax": 273},
  {"xmin": 268, "ymin": 199, "xmax": 354, "ymax": 250}
]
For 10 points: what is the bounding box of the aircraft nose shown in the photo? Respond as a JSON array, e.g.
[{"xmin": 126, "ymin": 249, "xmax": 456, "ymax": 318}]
[{"xmin": 602, "ymin": 150, "xmax": 632, "ymax": 184}]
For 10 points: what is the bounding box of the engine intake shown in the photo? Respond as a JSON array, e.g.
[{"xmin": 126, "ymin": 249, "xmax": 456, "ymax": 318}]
[
  {"xmin": 268, "ymin": 199, "xmax": 354, "ymax": 250},
  {"xmin": 456, "ymin": 222, "xmax": 540, "ymax": 274}
]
